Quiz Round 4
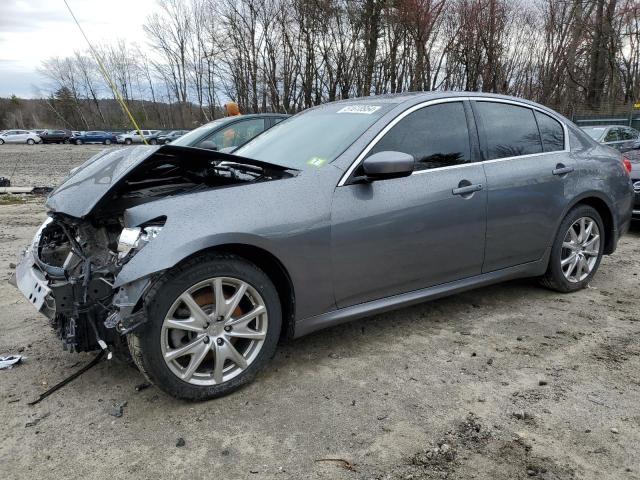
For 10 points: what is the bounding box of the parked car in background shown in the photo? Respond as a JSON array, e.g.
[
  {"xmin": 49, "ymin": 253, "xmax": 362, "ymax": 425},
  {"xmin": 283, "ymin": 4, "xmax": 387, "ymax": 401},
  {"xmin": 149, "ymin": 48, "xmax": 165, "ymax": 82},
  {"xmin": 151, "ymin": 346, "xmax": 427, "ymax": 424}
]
[
  {"xmin": 10, "ymin": 93, "xmax": 633, "ymax": 400},
  {"xmin": 32, "ymin": 129, "xmax": 46, "ymax": 136},
  {"xmin": 39, "ymin": 129, "xmax": 73, "ymax": 144},
  {"xmin": 0, "ymin": 129, "xmax": 41, "ymax": 145},
  {"xmin": 627, "ymin": 152, "xmax": 640, "ymax": 220},
  {"xmin": 116, "ymin": 129, "xmax": 161, "ymax": 145},
  {"xmin": 72, "ymin": 131, "xmax": 117, "ymax": 145},
  {"xmin": 581, "ymin": 125, "xmax": 640, "ymax": 152},
  {"xmin": 171, "ymin": 114, "xmax": 288, "ymax": 151},
  {"xmin": 148, "ymin": 130, "xmax": 189, "ymax": 145}
]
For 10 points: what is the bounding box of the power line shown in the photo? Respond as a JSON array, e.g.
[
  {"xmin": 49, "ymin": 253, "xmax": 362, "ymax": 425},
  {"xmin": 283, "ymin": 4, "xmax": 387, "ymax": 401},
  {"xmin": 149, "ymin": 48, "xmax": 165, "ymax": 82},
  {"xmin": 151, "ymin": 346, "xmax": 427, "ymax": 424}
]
[{"xmin": 62, "ymin": 0, "xmax": 148, "ymax": 144}]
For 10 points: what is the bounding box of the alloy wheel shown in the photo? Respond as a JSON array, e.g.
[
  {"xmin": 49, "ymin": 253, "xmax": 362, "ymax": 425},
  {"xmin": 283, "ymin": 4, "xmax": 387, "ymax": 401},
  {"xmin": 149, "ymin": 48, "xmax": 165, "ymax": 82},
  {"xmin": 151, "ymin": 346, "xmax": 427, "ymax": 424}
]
[
  {"xmin": 560, "ymin": 217, "xmax": 600, "ymax": 283},
  {"xmin": 160, "ymin": 276, "xmax": 268, "ymax": 386}
]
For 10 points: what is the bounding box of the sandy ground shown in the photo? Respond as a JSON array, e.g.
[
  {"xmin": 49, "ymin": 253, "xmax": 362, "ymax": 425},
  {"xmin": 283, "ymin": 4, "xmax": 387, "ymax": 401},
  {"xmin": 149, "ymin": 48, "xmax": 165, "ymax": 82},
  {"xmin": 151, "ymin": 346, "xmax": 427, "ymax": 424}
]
[{"xmin": 0, "ymin": 145, "xmax": 639, "ymax": 480}]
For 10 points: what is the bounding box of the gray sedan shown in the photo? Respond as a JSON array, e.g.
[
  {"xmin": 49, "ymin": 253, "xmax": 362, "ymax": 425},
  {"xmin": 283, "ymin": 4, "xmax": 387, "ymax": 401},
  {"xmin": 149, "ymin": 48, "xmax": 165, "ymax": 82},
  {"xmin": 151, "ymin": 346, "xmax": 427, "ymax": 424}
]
[
  {"xmin": 11, "ymin": 92, "xmax": 634, "ymax": 400},
  {"xmin": 582, "ymin": 125, "xmax": 640, "ymax": 152}
]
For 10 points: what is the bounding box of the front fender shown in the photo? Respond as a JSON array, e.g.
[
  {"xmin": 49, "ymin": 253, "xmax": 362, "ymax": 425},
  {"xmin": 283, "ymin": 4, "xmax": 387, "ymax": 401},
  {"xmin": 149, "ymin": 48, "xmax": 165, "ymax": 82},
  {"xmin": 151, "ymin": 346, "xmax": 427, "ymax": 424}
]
[{"xmin": 113, "ymin": 231, "xmax": 284, "ymax": 288}]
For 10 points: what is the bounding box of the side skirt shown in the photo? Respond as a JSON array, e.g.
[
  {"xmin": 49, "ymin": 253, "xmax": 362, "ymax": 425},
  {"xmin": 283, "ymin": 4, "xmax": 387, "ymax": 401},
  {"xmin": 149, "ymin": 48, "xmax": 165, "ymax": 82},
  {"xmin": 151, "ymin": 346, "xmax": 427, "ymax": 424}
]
[{"xmin": 293, "ymin": 248, "xmax": 550, "ymax": 338}]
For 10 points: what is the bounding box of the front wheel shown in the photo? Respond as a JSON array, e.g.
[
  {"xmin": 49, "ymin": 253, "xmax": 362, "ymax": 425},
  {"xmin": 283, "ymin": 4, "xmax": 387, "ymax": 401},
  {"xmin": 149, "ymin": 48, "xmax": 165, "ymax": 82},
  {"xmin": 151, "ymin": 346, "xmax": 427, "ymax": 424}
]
[
  {"xmin": 128, "ymin": 253, "xmax": 282, "ymax": 400},
  {"xmin": 75, "ymin": 139, "xmax": 82, "ymax": 145},
  {"xmin": 149, "ymin": 138, "xmax": 157, "ymax": 145},
  {"xmin": 0, "ymin": 139, "xmax": 4, "ymax": 145},
  {"xmin": 26, "ymin": 138, "xmax": 35, "ymax": 145},
  {"xmin": 540, "ymin": 205, "xmax": 604, "ymax": 292},
  {"xmin": 124, "ymin": 138, "xmax": 132, "ymax": 145},
  {"xmin": 104, "ymin": 139, "xmax": 111, "ymax": 145}
]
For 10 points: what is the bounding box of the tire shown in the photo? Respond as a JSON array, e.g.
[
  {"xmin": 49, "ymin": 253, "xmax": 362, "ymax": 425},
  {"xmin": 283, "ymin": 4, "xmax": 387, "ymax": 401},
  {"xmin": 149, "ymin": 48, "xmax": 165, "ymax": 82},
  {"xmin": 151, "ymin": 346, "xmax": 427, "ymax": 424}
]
[
  {"xmin": 149, "ymin": 138, "xmax": 157, "ymax": 145},
  {"xmin": 27, "ymin": 138, "xmax": 35, "ymax": 145},
  {"xmin": 75, "ymin": 139, "xmax": 83, "ymax": 145},
  {"xmin": 127, "ymin": 253, "xmax": 282, "ymax": 400},
  {"xmin": 0, "ymin": 139, "xmax": 4, "ymax": 145},
  {"xmin": 124, "ymin": 138, "xmax": 132, "ymax": 145},
  {"xmin": 104, "ymin": 139, "xmax": 111, "ymax": 145},
  {"xmin": 63, "ymin": 138, "xmax": 70, "ymax": 144},
  {"xmin": 540, "ymin": 205, "xmax": 605, "ymax": 293}
]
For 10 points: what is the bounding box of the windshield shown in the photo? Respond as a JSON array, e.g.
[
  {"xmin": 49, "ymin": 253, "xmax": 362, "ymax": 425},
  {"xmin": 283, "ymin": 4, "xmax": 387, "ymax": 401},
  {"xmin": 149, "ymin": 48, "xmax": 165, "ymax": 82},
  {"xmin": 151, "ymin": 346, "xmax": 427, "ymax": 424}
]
[
  {"xmin": 581, "ymin": 127, "xmax": 605, "ymax": 140},
  {"xmin": 171, "ymin": 119, "xmax": 227, "ymax": 147},
  {"xmin": 234, "ymin": 103, "xmax": 393, "ymax": 169}
]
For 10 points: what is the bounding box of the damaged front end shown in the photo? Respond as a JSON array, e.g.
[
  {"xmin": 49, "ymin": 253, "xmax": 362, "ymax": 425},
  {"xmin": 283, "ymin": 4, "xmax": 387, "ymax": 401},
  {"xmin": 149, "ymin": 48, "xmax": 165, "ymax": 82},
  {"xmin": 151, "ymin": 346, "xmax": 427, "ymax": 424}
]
[
  {"xmin": 13, "ymin": 213, "xmax": 144, "ymax": 353},
  {"xmin": 11, "ymin": 145, "xmax": 293, "ymax": 355}
]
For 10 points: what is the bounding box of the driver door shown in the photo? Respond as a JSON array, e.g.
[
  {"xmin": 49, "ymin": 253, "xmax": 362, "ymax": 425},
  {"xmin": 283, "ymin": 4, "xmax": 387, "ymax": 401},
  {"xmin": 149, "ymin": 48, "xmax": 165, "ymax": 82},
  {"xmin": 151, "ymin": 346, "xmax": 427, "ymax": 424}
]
[{"xmin": 330, "ymin": 101, "xmax": 487, "ymax": 308}]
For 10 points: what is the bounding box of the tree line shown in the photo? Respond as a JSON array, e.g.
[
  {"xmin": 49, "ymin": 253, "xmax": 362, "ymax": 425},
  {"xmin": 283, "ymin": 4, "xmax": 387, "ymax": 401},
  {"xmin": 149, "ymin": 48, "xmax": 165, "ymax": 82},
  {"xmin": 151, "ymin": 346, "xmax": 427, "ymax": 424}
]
[{"xmin": 2, "ymin": 0, "xmax": 639, "ymax": 130}]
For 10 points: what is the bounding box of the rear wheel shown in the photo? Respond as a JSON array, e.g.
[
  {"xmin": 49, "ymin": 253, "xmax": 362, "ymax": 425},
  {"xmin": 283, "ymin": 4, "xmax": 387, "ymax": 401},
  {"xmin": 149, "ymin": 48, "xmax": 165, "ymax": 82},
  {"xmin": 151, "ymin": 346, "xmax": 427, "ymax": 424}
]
[
  {"xmin": 541, "ymin": 205, "xmax": 604, "ymax": 292},
  {"xmin": 149, "ymin": 138, "xmax": 157, "ymax": 145},
  {"xmin": 75, "ymin": 139, "xmax": 83, "ymax": 145},
  {"xmin": 124, "ymin": 138, "xmax": 132, "ymax": 145},
  {"xmin": 0, "ymin": 139, "xmax": 4, "ymax": 145},
  {"xmin": 128, "ymin": 253, "xmax": 281, "ymax": 400},
  {"xmin": 104, "ymin": 139, "xmax": 111, "ymax": 145}
]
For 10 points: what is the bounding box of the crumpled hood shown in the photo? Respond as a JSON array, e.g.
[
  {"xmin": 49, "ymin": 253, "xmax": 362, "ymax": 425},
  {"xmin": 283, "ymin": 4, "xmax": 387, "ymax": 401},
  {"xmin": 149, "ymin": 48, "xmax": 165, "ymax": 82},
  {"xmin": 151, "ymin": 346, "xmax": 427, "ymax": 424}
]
[{"xmin": 46, "ymin": 145, "xmax": 292, "ymax": 218}]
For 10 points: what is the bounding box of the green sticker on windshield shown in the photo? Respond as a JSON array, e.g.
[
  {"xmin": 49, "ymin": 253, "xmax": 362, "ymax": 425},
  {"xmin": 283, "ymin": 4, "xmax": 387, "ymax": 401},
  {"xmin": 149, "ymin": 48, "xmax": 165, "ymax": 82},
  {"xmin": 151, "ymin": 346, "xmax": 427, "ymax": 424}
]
[{"xmin": 307, "ymin": 157, "xmax": 327, "ymax": 167}]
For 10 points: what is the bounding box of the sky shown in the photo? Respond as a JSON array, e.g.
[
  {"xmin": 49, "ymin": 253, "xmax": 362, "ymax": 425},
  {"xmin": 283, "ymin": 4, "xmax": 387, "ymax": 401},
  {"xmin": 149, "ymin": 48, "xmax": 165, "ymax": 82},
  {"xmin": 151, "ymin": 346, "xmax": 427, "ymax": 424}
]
[{"xmin": 0, "ymin": 0, "xmax": 155, "ymax": 97}]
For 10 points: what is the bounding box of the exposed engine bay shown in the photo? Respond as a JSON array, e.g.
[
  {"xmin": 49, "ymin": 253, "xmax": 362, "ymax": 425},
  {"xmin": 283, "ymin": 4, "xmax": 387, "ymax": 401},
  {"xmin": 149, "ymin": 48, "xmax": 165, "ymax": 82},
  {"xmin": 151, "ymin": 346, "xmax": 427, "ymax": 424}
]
[{"xmin": 13, "ymin": 146, "xmax": 294, "ymax": 354}]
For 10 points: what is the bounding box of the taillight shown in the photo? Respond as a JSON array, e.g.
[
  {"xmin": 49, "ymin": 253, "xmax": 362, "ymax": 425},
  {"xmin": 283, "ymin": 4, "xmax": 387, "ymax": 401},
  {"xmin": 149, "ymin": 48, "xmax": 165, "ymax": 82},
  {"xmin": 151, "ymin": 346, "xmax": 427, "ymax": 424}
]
[{"xmin": 622, "ymin": 155, "xmax": 632, "ymax": 175}]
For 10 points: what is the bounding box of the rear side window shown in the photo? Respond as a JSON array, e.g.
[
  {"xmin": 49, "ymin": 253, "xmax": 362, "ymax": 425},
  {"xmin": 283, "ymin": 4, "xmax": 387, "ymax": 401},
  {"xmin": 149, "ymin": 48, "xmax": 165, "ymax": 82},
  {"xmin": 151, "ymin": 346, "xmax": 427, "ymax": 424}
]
[
  {"xmin": 368, "ymin": 102, "xmax": 471, "ymax": 171},
  {"xmin": 534, "ymin": 111, "xmax": 564, "ymax": 152},
  {"xmin": 476, "ymin": 102, "xmax": 542, "ymax": 159}
]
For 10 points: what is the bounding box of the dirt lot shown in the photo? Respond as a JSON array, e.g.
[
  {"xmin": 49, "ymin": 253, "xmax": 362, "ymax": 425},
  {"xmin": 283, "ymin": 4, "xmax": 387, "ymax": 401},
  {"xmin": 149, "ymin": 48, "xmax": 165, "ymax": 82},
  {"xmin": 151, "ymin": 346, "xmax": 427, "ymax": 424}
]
[{"xmin": 0, "ymin": 145, "xmax": 639, "ymax": 480}]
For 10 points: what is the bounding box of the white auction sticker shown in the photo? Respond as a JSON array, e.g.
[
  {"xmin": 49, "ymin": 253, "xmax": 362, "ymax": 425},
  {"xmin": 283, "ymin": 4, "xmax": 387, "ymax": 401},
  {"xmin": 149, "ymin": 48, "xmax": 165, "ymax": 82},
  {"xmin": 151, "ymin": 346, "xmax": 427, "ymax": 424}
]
[{"xmin": 337, "ymin": 105, "xmax": 381, "ymax": 114}]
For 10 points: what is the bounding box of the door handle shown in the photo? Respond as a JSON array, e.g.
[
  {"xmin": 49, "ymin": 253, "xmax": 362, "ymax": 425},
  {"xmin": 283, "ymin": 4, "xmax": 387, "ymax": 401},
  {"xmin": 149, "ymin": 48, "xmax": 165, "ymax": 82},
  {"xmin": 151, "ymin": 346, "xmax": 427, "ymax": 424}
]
[
  {"xmin": 452, "ymin": 183, "xmax": 483, "ymax": 196},
  {"xmin": 552, "ymin": 165, "xmax": 574, "ymax": 176}
]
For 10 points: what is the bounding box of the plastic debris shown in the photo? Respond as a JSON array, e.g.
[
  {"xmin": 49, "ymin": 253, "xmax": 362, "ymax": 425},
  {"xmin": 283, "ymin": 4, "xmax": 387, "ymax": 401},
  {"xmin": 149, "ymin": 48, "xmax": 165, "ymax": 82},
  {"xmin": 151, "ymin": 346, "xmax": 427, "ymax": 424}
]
[{"xmin": 0, "ymin": 355, "xmax": 23, "ymax": 370}]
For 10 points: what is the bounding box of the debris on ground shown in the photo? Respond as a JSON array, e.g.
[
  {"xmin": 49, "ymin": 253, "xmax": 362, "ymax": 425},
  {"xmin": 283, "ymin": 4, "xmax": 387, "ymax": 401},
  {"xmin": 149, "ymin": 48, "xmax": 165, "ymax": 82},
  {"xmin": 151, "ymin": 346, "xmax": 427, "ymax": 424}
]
[
  {"xmin": 135, "ymin": 382, "xmax": 152, "ymax": 392},
  {"xmin": 176, "ymin": 438, "xmax": 186, "ymax": 447},
  {"xmin": 0, "ymin": 355, "xmax": 22, "ymax": 370},
  {"xmin": 314, "ymin": 458, "xmax": 357, "ymax": 472},
  {"xmin": 109, "ymin": 401, "xmax": 127, "ymax": 418}
]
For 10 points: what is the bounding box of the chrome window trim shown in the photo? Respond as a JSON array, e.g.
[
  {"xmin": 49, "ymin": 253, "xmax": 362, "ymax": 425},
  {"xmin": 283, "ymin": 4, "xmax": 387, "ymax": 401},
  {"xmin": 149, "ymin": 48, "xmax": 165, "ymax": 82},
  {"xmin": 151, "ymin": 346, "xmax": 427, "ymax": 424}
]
[
  {"xmin": 337, "ymin": 96, "xmax": 570, "ymax": 187},
  {"xmin": 473, "ymin": 97, "xmax": 570, "ymax": 154}
]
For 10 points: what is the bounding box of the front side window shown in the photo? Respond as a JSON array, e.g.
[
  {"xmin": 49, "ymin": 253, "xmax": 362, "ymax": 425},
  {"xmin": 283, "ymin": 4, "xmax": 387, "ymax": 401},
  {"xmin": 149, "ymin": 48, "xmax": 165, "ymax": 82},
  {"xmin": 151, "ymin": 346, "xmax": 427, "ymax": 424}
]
[
  {"xmin": 476, "ymin": 102, "xmax": 542, "ymax": 159},
  {"xmin": 604, "ymin": 128, "xmax": 620, "ymax": 142},
  {"xmin": 367, "ymin": 102, "xmax": 471, "ymax": 171},
  {"xmin": 534, "ymin": 111, "xmax": 564, "ymax": 152},
  {"xmin": 201, "ymin": 118, "xmax": 265, "ymax": 149}
]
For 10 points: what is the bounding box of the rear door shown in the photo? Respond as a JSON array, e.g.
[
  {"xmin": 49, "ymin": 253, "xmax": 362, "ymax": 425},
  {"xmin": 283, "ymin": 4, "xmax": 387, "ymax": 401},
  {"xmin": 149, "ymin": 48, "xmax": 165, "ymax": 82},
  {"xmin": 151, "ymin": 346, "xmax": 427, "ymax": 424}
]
[
  {"xmin": 14, "ymin": 130, "xmax": 28, "ymax": 142},
  {"xmin": 331, "ymin": 100, "xmax": 487, "ymax": 307},
  {"xmin": 473, "ymin": 100, "xmax": 573, "ymax": 272}
]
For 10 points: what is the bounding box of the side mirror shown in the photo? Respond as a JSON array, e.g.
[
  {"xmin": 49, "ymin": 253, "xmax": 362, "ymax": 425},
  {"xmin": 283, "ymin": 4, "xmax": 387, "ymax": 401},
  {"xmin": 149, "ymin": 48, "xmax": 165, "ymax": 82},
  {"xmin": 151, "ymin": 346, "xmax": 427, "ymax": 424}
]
[
  {"xmin": 199, "ymin": 140, "xmax": 219, "ymax": 151},
  {"xmin": 359, "ymin": 151, "xmax": 415, "ymax": 182}
]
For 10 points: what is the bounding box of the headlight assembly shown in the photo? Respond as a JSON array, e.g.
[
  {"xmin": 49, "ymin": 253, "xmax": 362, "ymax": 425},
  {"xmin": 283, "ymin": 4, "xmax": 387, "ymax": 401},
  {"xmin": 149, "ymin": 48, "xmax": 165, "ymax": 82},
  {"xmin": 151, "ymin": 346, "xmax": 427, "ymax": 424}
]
[{"xmin": 117, "ymin": 225, "xmax": 163, "ymax": 259}]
